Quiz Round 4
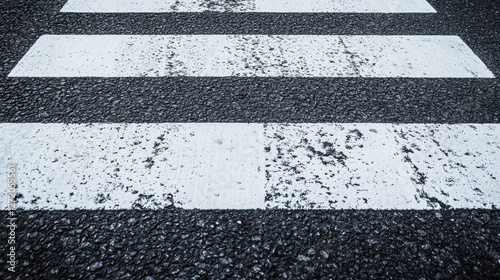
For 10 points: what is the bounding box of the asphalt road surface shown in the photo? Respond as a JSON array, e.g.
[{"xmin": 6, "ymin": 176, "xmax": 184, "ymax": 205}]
[{"xmin": 1, "ymin": 0, "xmax": 499, "ymax": 279}]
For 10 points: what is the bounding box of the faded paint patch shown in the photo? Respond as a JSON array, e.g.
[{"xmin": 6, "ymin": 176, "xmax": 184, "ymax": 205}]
[
  {"xmin": 0, "ymin": 123, "xmax": 264, "ymax": 210},
  {"xmin": 264, "ymin": 124, "xmax": 500, "ymax": 209}
]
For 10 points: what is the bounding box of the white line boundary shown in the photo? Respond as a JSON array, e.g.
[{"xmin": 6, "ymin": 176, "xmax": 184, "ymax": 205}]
[
  {"xmin": 61, "ymin": 0, "xmax": 437, "ymax": 13},
  {"xmin": 8, "ymin": 35, "xmax": 494, "ymax": 78},
  {"xmin": 1, "ymin": 123, "xmax": 499, "ymax": 210}
]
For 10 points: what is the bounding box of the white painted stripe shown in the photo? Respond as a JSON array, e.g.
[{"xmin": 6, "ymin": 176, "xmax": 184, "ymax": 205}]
[
  {"xmin": 8, "ymin": 35, "xmax": 494, "ymax": 78},
  {"xmin": 61, "ymin": 0, "xmax": 436, "ymax": 13},
  {"xmin": 1, "ymin": 123, "xmax": 499, "ymax": 210}
]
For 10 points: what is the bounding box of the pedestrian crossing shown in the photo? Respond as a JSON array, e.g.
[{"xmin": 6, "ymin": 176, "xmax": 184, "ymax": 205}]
[{"xmin": 2, "ymin": 0, "xmax": 499, "ymax": 211}]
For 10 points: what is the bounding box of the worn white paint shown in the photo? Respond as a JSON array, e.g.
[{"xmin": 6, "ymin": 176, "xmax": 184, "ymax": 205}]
[
  {"xmin": 264, "ymin": 124, "xmax": 500, "ymax": 210},
  {"xmin": 8, "ymin": 35, "xmax": 494, "ymax": 78},
  {"xmin": 1, "ymin": 123, "xmax": 499, "ymax": 210},
  {"xmin": 61, "ymin": 0, "xmax": 436, "ymax": 13},
  {"xmin": 0, "ymin": 123, "xmax": 264, "ymax": 210}
]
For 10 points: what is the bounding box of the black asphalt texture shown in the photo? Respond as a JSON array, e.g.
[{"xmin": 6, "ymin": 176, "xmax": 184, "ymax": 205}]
[
  {"xmin": 1, "ymin": 0, "xmax": 500, "ymax": 279},
  {"xmin": 3, "ymin": 210, "xmax": 500, "ymax": 279}
]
